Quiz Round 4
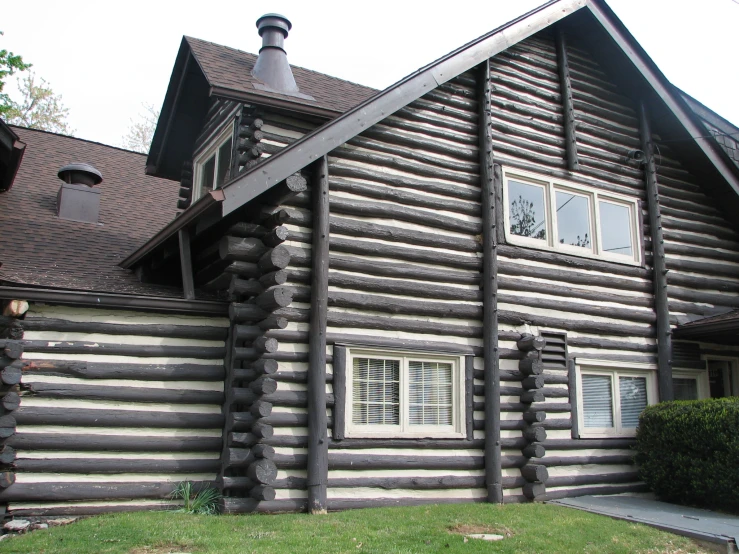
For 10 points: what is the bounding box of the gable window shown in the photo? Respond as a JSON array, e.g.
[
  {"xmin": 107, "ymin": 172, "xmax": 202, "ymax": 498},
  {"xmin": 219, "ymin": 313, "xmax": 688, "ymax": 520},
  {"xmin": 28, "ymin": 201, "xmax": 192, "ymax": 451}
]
[
  {"xmin": 504, "ymin": 169, "xmax": 641, "ymax": 265},
  {"xmin": 193, "ymin": 122, "xmax": 235, "ymax": 201},
  {"xmin": 345, "ymin": 349, "xmax": 465, "ymax": 438},
  {"xmin": 575, "ymin": 362, "xmax": 656, "ymax": 438}
]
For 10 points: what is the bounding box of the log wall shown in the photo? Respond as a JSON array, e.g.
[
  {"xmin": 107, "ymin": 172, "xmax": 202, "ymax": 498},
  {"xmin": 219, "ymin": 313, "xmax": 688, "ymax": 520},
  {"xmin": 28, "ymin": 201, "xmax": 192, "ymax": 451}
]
[{"xmin": 3, "ymin": 304, "xmax": 228, "ymax": 516}]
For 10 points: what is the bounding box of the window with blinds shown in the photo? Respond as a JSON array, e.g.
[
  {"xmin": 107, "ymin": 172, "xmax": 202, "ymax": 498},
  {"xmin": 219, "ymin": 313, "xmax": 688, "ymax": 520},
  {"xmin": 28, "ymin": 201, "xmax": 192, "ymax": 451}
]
[
  {"xmin": 345, "ymin": 350, "xmax": 464, "ymax": 438},
  {"xmin": 577, "ymin": 365, "xmax": 655, "ymax": 437}
]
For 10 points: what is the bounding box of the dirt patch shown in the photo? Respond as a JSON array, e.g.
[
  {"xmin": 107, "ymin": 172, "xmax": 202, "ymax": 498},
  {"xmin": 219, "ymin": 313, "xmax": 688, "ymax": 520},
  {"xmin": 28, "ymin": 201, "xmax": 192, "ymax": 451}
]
[
  {"xmin": 448, "ymin": 523, "xmax": 514, "ymax": 538},
  {"xmin": 129, "ymin": 544, "xmax": 194, "ymax": 554}
]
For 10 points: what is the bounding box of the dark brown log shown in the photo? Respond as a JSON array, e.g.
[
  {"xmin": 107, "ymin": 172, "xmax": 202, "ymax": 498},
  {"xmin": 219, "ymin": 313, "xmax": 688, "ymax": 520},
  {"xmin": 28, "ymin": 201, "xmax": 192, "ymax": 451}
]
[
  {"xmin": 258, "ymin": 315, "xmax": 289, "ymax": 330},
  {"xmin": 21, "ymin": 318, "xmax": 228, "ymax": 341},
  {"xmin": 522, "ymin": 482, "xmax": 546, "ymax": 500},
  {"xmin": 2, "ymin": 391, "xmax": 20, "ymax": 411},
  {"xmin": 518, "ymin": 356, "xmax": 544, "ymax": 376},
  {"xmin": 229, "ymin": 303, "xmax": 268, "ymax": 324},
  {"xmin": 0, "ymin": 473, "xmax": 16, "ymax": 489},
  {"xmin": 3, "ymin": 341, "xmax": 22, "ymax": 359},
  {"xmin": 517, "ymin": 335, "xmax": 546, "ymax": 352},
  {"xmin": 224, "ymin": 260, "xmax": 261, "ymax": 278},
  {"xmin": 24, "ymin": 382, "xmax": 222, "ymax": 404},
  {"xmin": 546, "ymin": 472, "xmax": 640, "ymax": 488},
  {"xmin": 522, "ymin": 443, "xmax": 546, "ymax": 458},
  {"xmin": 219, "ymin": 236, "xmax": 268, "ymax": 263},
  {"xmin": 522, "ymin": 375, "xmax": 545, "ymax": 390},
  {"xmin": 7, "ymin": 433, "xmax": 221, "ymax": 452},
  {"xmin": 247, "ymin": 458, "xmax": 278, "ymax": 485},
  {"xmin": 228, "ymin": 277, "xmax": 263, "ymax": 298},
  {"xmin": 21, "ymin": 360, "xmax": 225, "ymax": 382},
  {"xmin": 523, "ymin": 426, "xmax": 547, "ymax": 442},
  {"xmin": 251, "ymin": 377, "xmax": 278, "ymax": 395},
  {"xmin": 263, "ymin": 226, "xmax": 289, "ymax": 247},
  {"xmin": 1, "ymin": 361, "xmax": 22, "ymax": 385},
  {"xmin": 14, "ymin": 406, "xmax": 223, "ymax": 429},
  {"xmin": 258, "ymin": 246, "xmax": 292, "ymax": 272},
  {"xmin": 221, "ymin": 498, "xmax": 259, "ymax": 514},
  {"xmin": 520, "ymin": 390, "xmax": 545, "ymax": 404},
  {"xmin": 540, "ymin": 455, "xmax": 634, "ymax": 466},
  {"xmin": 521, "ymin": 464, "xmax": 549, "ymax": 483},
  {"xmin": 229, "ymin": 222, "xmax": 268, "ymax": 239},
  {"xmin": 260, "ymin": 270, "xmax": 288, "ymax": 288},
  {"xmin": 523, "ymin": 411, "xmax": 546, "ymax": 424},
  {"xmin": 14, "ymin": 457, "xmax": 219, "ymax": 474},
  {"xmin": 542, "ymin": 438, "xmax": 636, "ymax": 450},
  {"xmin": 251, "ymin": 359, "xmax": 279, "ymax": 375},
  {"xmin": 255, "ymin": 287, "xmax": 294, "ymax": 311},
  {"xmin": 0, "ymin": 480, "xmax": 217, "ymax": 502},
  {"xmin": 0, "ymin": 445, "xmax": 14, "ymax": 464},
  {"xmin": 20, "ymin": 341, "xmax": 225, "ymax": 359},
  {"xmin": 251, "ymin": 485, "xmax": 276, "ymax": 501},
  {"xmin": 253, "ymin": 336, "xmax": 279, "ymax": 354}
]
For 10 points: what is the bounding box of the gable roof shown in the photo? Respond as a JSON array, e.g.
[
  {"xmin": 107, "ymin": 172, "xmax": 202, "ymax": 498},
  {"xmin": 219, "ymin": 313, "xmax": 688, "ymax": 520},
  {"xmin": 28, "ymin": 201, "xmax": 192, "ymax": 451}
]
[
  {"xmin": 0, "ymin": 126, "xmax": 189, "ymax": 298},
  {"xmin": 0, "ymin": 120, "xmax": 25, "ymax": 192},
  {"xmin": 123, "ymin": 0, "xmax": 739, "ymax": 270},
  {"xmin": 146, "ymin": 36, "xmax": 376, "ymax": 181}
]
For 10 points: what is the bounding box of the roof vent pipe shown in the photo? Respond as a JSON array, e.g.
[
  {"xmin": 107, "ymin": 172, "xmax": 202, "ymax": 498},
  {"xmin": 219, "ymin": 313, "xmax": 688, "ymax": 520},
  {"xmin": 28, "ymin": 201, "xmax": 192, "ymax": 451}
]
[
  {"xmin": 252, "ymin": 14, "xmax": 300, "ymax": 95},
  {"xmin": 56, "ymin": 163, "xmax": 102, "ymax": 224}
]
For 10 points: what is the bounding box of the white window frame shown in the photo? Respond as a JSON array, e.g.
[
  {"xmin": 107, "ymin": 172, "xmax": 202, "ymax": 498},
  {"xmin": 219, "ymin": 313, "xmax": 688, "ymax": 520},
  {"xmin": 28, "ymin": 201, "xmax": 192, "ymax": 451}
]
[
  {"xmin": 575, "ymin": 359, "xmax": 657, "ymax": 438},
  {"xmin": 702, "ymin": 355, "xmax": 739, "ymax": 397},
  {"xmin": 192, "ymin": 121, "xmax": 235, "ymax": 202},
  {"xmin": 503, "ymin": 168, "xmax": 642, "ymax": 266},
  {"xmin": 672, "ymin": 368, "xmax": 710, "ymax": 400},
  {"xmin": 344, "ymin": 348, "xmax": 465, "ymax": 439}
]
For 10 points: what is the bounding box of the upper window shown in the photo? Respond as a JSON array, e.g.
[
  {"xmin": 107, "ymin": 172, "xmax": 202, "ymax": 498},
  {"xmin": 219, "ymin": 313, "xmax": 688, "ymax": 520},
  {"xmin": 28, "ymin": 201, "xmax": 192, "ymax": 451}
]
[
  {"xmin": 345, "ymin": 349, "xmax": 465, "ymax": 439},
  {"xmin": 504, "ymin": 169, "xmax": 641, "ymax": 265},
  {"xmin": 576, "ymin": 362, "xmax": 656, "ymax": 438},
  {"xmin": 193, "ymin": 122, "xmax": 234, "ymax": 201}
]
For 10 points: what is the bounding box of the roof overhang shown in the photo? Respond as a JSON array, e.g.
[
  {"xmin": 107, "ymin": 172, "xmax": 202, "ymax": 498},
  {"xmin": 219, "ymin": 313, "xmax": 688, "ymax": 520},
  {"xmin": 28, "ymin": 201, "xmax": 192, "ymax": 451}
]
[
  {"xmin": 673, "ymin": 310, "xmax": 739, "ymax": 345},
  {"xmin": 0, "ymin": 121, "xmax": 26, "ymax": 193}
]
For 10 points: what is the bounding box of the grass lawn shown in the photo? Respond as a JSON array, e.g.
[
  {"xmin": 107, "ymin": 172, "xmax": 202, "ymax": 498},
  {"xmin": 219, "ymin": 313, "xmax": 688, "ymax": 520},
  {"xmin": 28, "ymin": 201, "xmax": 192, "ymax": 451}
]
[{"xmin": 0, "ymin": 503, "xmax": 710, "ymax": 554}]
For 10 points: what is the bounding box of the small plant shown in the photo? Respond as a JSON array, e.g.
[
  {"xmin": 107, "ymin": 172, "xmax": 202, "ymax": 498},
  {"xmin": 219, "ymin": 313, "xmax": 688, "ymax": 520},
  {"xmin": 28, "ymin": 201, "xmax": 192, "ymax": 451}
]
[{"xmin": 169, "ymin": 481, "xmax": 222, "ymax": 515}]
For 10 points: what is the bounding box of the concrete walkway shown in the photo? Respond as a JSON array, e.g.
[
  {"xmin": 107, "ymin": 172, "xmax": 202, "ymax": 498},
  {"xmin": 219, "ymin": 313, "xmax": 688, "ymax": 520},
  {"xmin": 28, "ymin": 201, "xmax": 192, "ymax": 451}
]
[{"xmin": 550, "ymin": 495, "xmax": 739, "ymax": 552}]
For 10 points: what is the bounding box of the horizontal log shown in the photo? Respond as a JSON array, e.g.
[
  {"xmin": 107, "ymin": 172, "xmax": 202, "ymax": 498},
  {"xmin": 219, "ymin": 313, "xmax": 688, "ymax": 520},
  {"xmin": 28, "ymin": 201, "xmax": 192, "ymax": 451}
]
[
  {"xmin": 23, "ymin": 382, "xmax": 223, "ymax": 405},
  {"xmin": 499, "ymin": 310, "xmax": 654, "ymax": 338},
  {"xmin": 258, "ymin": 245, "xmax": 292, "ymax": 272},
  {"xmin": 0, "ymin": 480, "xmax": 214, "ymax": 502},
  {"xmin": 327, "ymin": 290, "xmax": 481, "ymax": 320},
  {"xmin": 328, "ymin": 272, "xmax": 480, "ymax": 302},
  {"xmin": 247, "ymin": 458, "xmax": 278, "ymax": 485},
  {"xmin": 522, "ymin": 443, "xmax": 546, "ymax": 458},
  {"xmin": 519, "ymin": 356, "xmax": 544, "ymax": 375},
  {"xmin": 521, "ymin": 464, "xmax": 549, "ymax": 483},
  {"xmin": 540, "ymin": 455, "xmax": 634, "ymax": 466},
  {"xmin": 20, "ymin": 317, "xmax": 227, "ymax": 341},
  {"xmin": 228, "ymin": 277, "xmax": 263, "ymax": 298},
  {"xmin": 0, "ymin": 445, "xmax": 15, "ymax": 464},
  {"xmin": 255, "ymin": 287, "xmax": 294, "ymax": 311},
  {"xmin": 14, "ymin": 407, "xmax": 223, "ymax": 429},
  {"xmin": 520, "ymin": 390, "xmax": 545, "ymax": 404},
  {"xmin": 327, "ymin": 238, "xmax": 480, "ymax": 270},
  {"xmin": 260, "ymin": 270, "xmax": 288, "ymax": 288},
  {"xmin": 3, "ymin": 341, "xmax": 22, "ymax": 359},
  {"xmin": 219, "ymin": 236, "xmax": 268, "ymax": 263},
  {"xmin": 1, "ymin": 361, "xmax": 22, "ymax": 385},
  {"xmin": 20, "ymin": 360, "xmax": 225, "ymax": 381},
  {"xmin": 230, "ymin": 303, "xmax": 269, "ymax": 324},
  {"xmin": 228, "ymin": 222, "xmax": 268, "ymax": 239},
  {"xmin": 327, "ymin": 253, "xmax": 478, "ymax": 286},
  {"xmin": 522, "ymin": 375, "xmax": 545, "ymax": 390},
  {"xmin": 541, "ymin": 438, "xmax": 635, "ymax": 450},
  {"xmin": 542, "ymin": 483, "xmax": 649, "ymax": 501},
  {"xmin": 522, "ymin": 482, "xmax": 546, "ymax": 500},
  {"xmin": 20, "ymin": 341, "xmax": 225, "ymax": 359},
  {"xmin": 546, "ymin": 471, "xmax": 640, "ymax": 488},
  {"xmin": 14, "ymin": 457, "xmax": 219, "ymax": 474},
  {"xmin": 2, "ymin": 391, "xmax": 20, "ymax": 411},
  {"xmin": 517, "ymin": 335, "xmax": 546, "ymax": 352},
  {"xmin": 523, "ymin": 426, "xmax": 547, "ymax": 442},
  {"xmin": 7, "ymin": 433, "xmax": 221, "ymax": 452}
]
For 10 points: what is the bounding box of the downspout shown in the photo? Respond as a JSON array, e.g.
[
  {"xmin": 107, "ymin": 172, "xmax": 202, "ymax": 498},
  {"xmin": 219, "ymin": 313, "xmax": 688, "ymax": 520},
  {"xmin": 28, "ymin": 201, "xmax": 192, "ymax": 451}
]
[
  {"xmin": 639, "ymin": 102, "xmax": 673, "ymax": 401},
  {"xmin": 478, "ymin": 60, "xmax": 503, "ymax": 503}
]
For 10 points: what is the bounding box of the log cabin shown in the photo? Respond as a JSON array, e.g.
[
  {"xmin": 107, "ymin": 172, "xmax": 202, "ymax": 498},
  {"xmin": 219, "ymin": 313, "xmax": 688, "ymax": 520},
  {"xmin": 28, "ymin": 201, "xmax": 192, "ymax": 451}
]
[{"xmin": 0, "ymin": 0, "xmax": 738, "ymax": 516}]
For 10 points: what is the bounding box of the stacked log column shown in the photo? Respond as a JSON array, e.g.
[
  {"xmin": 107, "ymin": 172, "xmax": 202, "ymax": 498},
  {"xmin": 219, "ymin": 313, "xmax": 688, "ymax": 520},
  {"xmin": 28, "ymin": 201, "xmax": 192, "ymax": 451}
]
[
  {"xmin": 517, "ymin": 334, "xmax": 549, "ymax": 500},
  {"xmin": 236, "ymin": 107, "xmax": 265, "ymax": 174},
  {"xmin": 0, "ymin": 302, "xmax": 26, "ymax": 502},
  {"xmin": 217, "ymin": 174, "xmax": 306, "ymax": 513}
]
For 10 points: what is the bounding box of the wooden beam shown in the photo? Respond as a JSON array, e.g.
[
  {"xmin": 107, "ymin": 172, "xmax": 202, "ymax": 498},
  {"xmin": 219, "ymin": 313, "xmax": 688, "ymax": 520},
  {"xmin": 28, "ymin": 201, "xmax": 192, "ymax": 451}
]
[
  {"xmin": 557, "ymin": 29, "xmax": 579, "ymax": 171},
  {"xmin": 178, "ymin": 228, "xmax": 195, "ymax": 300},
  {"xmin": 640, "ymin": 102, "xmax": 673, "ymax": 402},
  {"xmin": 478, "ymin": 59, "xmax": 503, "ymax": 504},
  {"xmin": 307, "ymin": 155, "xmax": 330, "ymax": 514}
]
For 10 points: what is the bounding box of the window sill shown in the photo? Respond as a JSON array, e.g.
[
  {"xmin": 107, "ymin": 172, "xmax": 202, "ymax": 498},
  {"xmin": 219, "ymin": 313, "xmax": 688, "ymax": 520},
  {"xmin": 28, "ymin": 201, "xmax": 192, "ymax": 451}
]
[{"xmin": 505, "ymin": 235, "xmax": 643, "ymax": 268}]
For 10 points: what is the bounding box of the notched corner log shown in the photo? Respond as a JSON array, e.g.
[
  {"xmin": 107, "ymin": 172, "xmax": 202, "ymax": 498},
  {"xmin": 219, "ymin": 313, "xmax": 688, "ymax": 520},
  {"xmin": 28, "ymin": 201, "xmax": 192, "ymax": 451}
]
[{"xmin": 517, "ymin": 334, "xmax": 546, "ymax": 352}]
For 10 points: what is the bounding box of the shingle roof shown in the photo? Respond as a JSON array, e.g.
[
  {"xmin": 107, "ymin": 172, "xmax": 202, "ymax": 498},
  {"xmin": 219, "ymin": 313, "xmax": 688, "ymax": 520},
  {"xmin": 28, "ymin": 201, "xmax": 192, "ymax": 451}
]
[
  {"xmin": 0, "ymin": 127, "xmax": 186, "ymax": 297},
  {"xmin": 186, "ymin": 36, "xmax": 377, "ymax": 114}
]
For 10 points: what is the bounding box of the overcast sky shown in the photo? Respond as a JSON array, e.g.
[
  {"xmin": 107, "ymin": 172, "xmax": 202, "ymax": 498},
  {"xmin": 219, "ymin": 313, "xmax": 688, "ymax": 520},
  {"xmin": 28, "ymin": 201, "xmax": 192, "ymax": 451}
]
[{"xmin": 3, "ymin": 0, "xmax": 738, "ymax": 148}]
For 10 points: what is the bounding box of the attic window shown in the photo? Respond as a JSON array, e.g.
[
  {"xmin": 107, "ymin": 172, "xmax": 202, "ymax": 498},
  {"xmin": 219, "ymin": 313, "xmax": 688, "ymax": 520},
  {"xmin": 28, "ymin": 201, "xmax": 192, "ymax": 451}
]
[
  {"xmin": 503, "ymin": 168, "xmax": 642, "ymax": 265},
  {"xmin": 193, "ymin": 123, "xmax": 234, "ymax": 201}
]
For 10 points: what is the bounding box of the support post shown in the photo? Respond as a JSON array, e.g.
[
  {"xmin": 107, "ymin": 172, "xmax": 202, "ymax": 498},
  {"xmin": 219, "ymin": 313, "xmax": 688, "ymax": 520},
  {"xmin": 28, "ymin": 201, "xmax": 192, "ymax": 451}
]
[
  {"xmin": 307, "ymin": 155, "xmax": 330, "ymax": 513},
  {"xmin": 478, "ymin": 59, "xmax": 503, "ymax": 504},
  {"xmin": 555, "ymin": 26, "xmax": 580, "ymax": 172},
  {"xmin": 178, "ymin": 228, "xmax": 195, "ymax": 300},
  {"xmin": 639, "ymin": 102, "xmax": 673, "ymax": 401}
]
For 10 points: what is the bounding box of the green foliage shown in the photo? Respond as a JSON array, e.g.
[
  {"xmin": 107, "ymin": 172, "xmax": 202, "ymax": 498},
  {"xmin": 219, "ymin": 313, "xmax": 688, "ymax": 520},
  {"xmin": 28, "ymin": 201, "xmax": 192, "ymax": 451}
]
[
  {"xmin": 170, "ymin": 481, "xmax": 221, "ymax": 515},
  {"xmin": 0, "ymin": 30, "xmax": 32, "ymax": 117},
  {"xmin": 635, "ymin": 397, "xmax": 739, "ymax": 512},
  {"xmin": 510, "ymin": 195, "xmax": 546, "ymax": 239},
  {"xmin": 0, "ymin": 504, "xmax": 709, "ymax": 554},
  {"xmin": 5, "ymin": 72, "xmax": 72, "ymax": 134}
]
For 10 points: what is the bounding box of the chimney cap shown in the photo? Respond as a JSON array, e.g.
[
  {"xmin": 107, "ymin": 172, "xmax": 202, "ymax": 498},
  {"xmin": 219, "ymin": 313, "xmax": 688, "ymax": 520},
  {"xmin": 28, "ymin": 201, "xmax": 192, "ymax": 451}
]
[
  {"xmin": 58, "ymin": 163, "xmax": 103, "ymax": 185},
  {"xmin": 256, "ymin": 13, "xmax": 292, "ymax": 35}
]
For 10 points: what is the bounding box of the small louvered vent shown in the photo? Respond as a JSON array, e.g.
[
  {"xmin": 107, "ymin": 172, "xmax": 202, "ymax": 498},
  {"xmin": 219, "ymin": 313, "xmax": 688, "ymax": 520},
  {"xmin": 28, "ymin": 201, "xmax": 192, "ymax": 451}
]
[
  {"xmin": 540, "ymin": 331, "xmax": 568, "ymax": 370},
  {"xmin": 672, "ymin": 341, "xmax": 703, "ymax": 370}
]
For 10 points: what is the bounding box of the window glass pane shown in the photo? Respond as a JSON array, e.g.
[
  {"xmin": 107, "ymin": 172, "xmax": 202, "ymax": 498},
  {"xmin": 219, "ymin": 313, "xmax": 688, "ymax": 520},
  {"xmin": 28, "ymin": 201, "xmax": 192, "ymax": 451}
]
[
  {"xmin": 408, "ymin": 361, "xmax": 453, "ymax": 426},
  {"xmin": 599, "ymin": 200, "xmax": 633, "ymax": 257},
  {"xmin": 508, "ymin": 180, "xmax": 547, "ymax": 241},
  {"xmin": 200, "ymin": 155, "xmax": 215, "ymax": 193},
  {"xmin": 674, "ymin": 378, "xmax": 698, "ymax": 401},
  {"xmin": 216, "ymin": 137, "xmax": 233, "ymax": 188},
  {"xmin": 556, "ymin": 190, "xmax": 591, "ymax": 249},
  {"xmin": 352, "ymin": 358, "xmax": 399, "ymax": 425},
  {"xmin": 619, "ymin": 376, "xmax": 647, "ymax": 428},
  {"xmin": 582, "ymin": 374, "xmax": 613, "ymax": 428}
]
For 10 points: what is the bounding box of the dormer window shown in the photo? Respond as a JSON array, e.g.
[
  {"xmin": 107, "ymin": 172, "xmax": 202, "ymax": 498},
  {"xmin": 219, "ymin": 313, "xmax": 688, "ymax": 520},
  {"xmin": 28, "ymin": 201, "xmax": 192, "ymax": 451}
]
[
  {"xmin": 503, "ymin": 168, "xmax": 642, "ymax": 265},
  {"xmin": 193, "ymin": 122, "xmax": 234, "ymax": 201}
]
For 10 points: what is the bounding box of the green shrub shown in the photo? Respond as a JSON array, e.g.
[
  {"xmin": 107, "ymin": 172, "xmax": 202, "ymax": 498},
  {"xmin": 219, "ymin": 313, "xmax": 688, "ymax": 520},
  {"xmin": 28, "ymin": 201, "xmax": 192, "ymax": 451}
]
[
  {"xmin": 170, "ymin": 481, "xmax": 222, "ymax": 515},
  {"xmin": 635, "ymin": 397, "xmax": 739, "ymax": 512}
]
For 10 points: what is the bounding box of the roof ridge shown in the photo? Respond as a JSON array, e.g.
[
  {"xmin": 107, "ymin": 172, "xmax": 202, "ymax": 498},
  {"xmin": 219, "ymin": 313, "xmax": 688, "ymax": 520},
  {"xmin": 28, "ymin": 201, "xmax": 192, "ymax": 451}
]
[
  {"xmin": 9, "ymin": 125, "xmax": 148, "ymax": 157},
  {"xmin": 183, "ymin": 35, "xmax": 378, "ymax": 92}
]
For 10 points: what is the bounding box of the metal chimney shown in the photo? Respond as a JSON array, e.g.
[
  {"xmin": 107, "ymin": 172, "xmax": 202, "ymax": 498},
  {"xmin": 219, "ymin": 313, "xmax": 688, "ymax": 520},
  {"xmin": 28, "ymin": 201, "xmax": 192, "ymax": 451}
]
[
  {"xmin": 252, "ymin": 14, "xmax": 300, "ymax": 95},
  {"xmin": 56, "ymin": 163, "xmax": 102, "ymax": 224}
]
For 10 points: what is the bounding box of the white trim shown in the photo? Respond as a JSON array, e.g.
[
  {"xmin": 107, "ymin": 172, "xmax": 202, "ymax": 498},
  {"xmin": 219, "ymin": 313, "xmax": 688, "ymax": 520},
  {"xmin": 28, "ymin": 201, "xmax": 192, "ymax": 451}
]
[
  {"xmin": 575, "ymin": 360, "xmax": 657, "ymax": 438},
  {"xmin": 502, "ymin": 167, "xmax": 642, "ymax": 266},
  {"xmin": 193, "ymin": 121, "xmax": 236, "ymax": 202},
  {"xmin": 702, "ymin": 356, "xmax": 739, "ymax": 397},
  {"xmin": 344, "ymin": 348, "xmax": 465, "ymax": 439},
  {"xmin": 672, "ymin": 368, "xmax": 710, "ymax": 400}
]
